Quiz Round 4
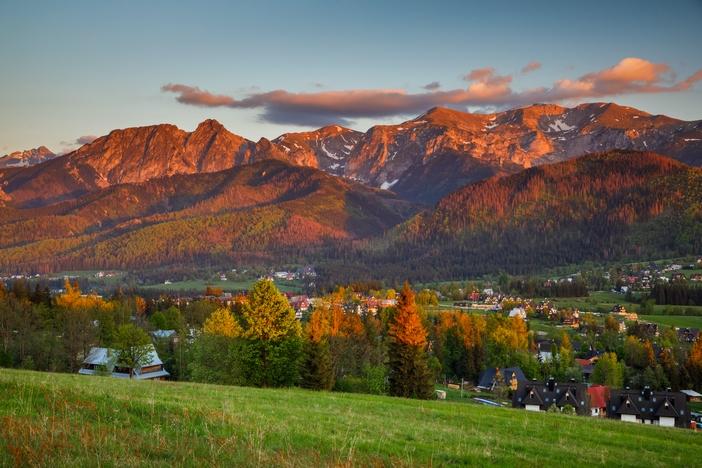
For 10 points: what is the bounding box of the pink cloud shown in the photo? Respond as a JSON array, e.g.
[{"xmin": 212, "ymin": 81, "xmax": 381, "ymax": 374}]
[
  {"xmin": 521, "ymin": 61, "xmax": 541, "ymax": 74},
  {"xmin": 161, "ymin": 83, "xmax": 236, "ymax": 107},
  {"xmin": 161, "ymin": 58, "xmax": 702, "ymax": 126}
]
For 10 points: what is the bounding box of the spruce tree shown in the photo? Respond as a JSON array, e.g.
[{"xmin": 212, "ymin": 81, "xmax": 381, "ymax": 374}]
[
  {"xmin": 300, "ymin": 338, "xmax": 334, "ymax": 390},
  {"xmin": 388, "ymin": 282, "xmax": 434, "ymax": 399}
]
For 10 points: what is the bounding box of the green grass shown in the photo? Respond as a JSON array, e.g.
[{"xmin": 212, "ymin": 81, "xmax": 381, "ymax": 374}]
[
  {"xmin": 551, "ymin": 291, "xmax": 702, "ymax": 316},
  {"xmin": 0, "ymin": 370, "xmax": 698, "ymax": 466},
  {"xmin": 141, "ymin": 278, "xmax": 303, "ymax": 293},
  {"xmin": 640, "ymin": 315, "xmax": 702, "ymax": 329}
]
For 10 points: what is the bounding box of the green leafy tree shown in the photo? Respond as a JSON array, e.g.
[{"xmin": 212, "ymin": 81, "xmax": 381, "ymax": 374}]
[
  {"xmin": 591, "ymin": 352, "xmax": 625, "ymax": 388},
  {"xmin": 114, "ymin": 324, "xmax": 152, "ymax": 378},
  {"xmin": 239, "ymin": 279, "xmax": 302, "ymax": 387}
]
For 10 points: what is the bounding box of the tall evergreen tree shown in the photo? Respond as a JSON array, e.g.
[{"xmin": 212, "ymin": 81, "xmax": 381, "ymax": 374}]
[
  {"xmin": 300, "ymin": 339, "xmax": 334, "ymax": 390},
  {"xmin": 388, "ymin": 282, "xmax": 434, "ymax": 399}
]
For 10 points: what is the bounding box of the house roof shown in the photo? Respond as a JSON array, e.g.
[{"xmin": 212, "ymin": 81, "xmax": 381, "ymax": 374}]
[
  {"xmin": 588, "ymin": 385, "xmax": 609, "ymax": 409},
  {"xmin": 523, "ymin": 388, "xmax": 544, "ymax": 405},
  {"xmin": 152, "ymin": 329, "xmax": 177, "ymax": 339},
  {"xmin": 655, "ymin": 398, "xmax": 680, "ymax": 418},
  {"xmin": 83, "ymin": 346, "xmax": 163, "ymax": 367},
  {"xmin": 477, "ymin": 367, "xmax": 526, "ymax": 389},
  {"xmin": 681, "ymin": 389, "xmax": 702, "ymax": 398},
  {"xmin": 557, "ymin": 388, "xmax": 579, "ymax": 406},
  {"xmin": 616, "ymin": 396, "xmax": 640, "ymax": 415}
]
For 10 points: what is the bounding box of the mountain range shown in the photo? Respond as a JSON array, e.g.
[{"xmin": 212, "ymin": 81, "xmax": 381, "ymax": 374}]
[
  {"xmin": 1, "ymin": 102, "xmax": 700, "ymax": 279},
  {"xmin": 0, "ymin": 146, "xmax": 57, "ymax": 169}
]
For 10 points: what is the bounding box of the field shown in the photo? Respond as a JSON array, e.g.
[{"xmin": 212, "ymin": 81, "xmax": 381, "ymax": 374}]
[
  {"xmin": 0, "ymin": 370, "xmax": 699, "ymax": 466},
  {"xmin": 141, "ymin": 278, "xmax": 304, "ymax": 294},
  {"xmin": 642, "ymin": 315, "xmax": 702, "ymax": 329},
  {"xmin": 552, "ymin": 291, "xmax": 702, "ymax": 317}
]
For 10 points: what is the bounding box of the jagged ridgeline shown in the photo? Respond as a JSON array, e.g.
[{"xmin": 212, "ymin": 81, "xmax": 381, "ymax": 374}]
[{"xmin": 0, "ymin": 102, "xmax": 700, "ymax": 279}]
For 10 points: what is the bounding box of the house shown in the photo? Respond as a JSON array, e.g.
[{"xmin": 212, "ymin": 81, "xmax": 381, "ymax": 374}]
[
  {"xmin": 477, "ymin": 367, "xmax": 526, "ymax": 391},
  {"xmin": 677, "ymin": 328, "xmax": 700, "ymax": 343},
  {"xmin": 151, "ymin": 329, "xmax": 177, "ymax": 341},
  {"xmin": 512, "ymin": 378, "xmax": 590, "ymax": 415},
  {"xmin": 607, "ymin": 387, "xmax": 690, "ymax": 428},
  {"xmin": 78, "ymin": 346, "xmax": 169, "ymax": 380},
  {"xmin": 611, "ymin": 304, "xmax": 638, "ymax": 321},
  {"xmin": 508, "ymin": 307, "xmax": 527, "ymax": 320},
  {"xmin": 576, "ymin": 357, "xmax": 597, "ymax": 382},
  {"xmin": 680, "ymin": 389, "xmax": 702, "ymax": 402},
  {"xmin": 535, "ymin": 340, "xmax": 554, "ymax": 362},
  {"xmin": 588, "ymin": 385, "xmax": 610, "ymax": 417},
  {"xmin": 289, "ymin": 295, "xmax": 310, "ymax": 320}
]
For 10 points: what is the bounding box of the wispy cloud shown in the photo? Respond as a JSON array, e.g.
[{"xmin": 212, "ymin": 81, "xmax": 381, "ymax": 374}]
[
  {"xmin": 162, "ymin": 57, "xmax": 702, "ymax": 126},
  {"xmin": 422, "ymin": 81, "xmax": 441, "ymax": 90},
  {"xmin": 521, "ymin": 61, "xmax": 541, "ymax": 74}
]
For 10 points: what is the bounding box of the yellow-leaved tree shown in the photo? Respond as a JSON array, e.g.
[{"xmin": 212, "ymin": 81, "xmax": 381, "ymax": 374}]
[
  {"xmin": 203, "ymin": 308, "xmax": 242, "ymax": 338},
  {"xmin": 239, "ymin": 279, "xmax": 302, "ymax": 387}
]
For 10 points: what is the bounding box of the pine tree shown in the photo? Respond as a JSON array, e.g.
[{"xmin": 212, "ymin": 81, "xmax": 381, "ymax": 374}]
[
  {"xmin": 300, "ymin": 339, "xmax": 334, "ymax": 390},
  {"xmin": 388, "ymin": 282, "xmax": 434, "ymax": 399}
]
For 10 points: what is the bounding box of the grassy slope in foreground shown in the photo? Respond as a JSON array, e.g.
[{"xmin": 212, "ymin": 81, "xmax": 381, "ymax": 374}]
[{"xmin": 0, "ymin": 370, "xmax": 698, "ymax": 467}]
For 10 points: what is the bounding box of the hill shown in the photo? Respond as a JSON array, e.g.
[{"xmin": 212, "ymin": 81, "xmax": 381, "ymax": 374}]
[
  {"xmin": 326, "ymin": 150, "xmax": 702, "ymax": 282},
  {"xmin": 0, "ymin": 369, "xmax": 697, "ymax": 466},
  {"xmin": 0, "ymin": 159, "xmax": 416, "ymax": 273}
]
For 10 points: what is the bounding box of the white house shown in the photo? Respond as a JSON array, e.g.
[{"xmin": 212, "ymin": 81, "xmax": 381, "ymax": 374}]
[{"xmin": 78, "ymin": 346, "xmax": 169, "ymax": 380}]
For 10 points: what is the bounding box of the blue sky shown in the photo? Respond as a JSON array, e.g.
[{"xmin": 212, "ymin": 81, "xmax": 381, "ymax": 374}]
[{"xmin": 1, "ymin": 0, "xmax": 701, "ymax": 153}]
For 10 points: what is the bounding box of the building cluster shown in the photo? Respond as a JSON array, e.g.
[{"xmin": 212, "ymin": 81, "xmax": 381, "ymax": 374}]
[
  {"xmin": 512, "ymin": 378, "xmax": 695, "ymax": 428},
  {"xmin": 611, "ymin": 260, "xmax": 702, "ymax": 292}
]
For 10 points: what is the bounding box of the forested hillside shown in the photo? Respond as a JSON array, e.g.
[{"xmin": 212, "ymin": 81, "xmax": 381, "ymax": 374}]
[{"xmin": 318, "ymin": 151, "xmax": 702, "ymax": 282}]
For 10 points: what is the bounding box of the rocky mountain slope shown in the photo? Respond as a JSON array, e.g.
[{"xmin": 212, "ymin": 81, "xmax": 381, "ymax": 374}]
[
  {"xmin": 0, "ymin": 146, "xmax": 56, "ymax": 169},
  {"xmin": 1, "ymin": 102, "xmax": 700, "ymax": 207},
  {"xmin": 338, "ymin": 103, "xmax": 702, "ymax": 202}
]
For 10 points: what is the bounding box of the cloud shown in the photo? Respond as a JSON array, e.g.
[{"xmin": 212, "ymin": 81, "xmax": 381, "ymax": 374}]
[
  {"xmin": 161, "ymin": 83, "xmax": 236, "ymax": 107},
  {"xmin": 60, "ymin": 135, "xmax": 99, "ymax": 147},
  {"xmin": 76, "ymin": 135, "xmax": 98, "ymax": 145},
  {"xmin": 521, "ymin": 61, "xmax": 541, "ymax": 74},
  {"xmin": 162, "ymin": 57, "xmax": 702, "ymax": 126},
  {"xmin": 422, "ymin": 81, "xmax": 441, "ymax": 90}
]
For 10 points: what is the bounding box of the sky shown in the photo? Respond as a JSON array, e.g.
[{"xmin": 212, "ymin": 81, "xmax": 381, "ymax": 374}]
[{"xmin": 1, "ymin": 0, "xmax": 701, "ymax": 154}]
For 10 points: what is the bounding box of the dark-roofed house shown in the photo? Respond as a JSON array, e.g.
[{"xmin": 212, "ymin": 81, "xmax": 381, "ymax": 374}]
[
  {"xmin": 608, "ymin": 387, "xmax": 690, "ymax": 428},
  {"xmin": 512, "ymin": 378, "xmax": 590, "ymax": 415},
  {"xmin": 477, "ymin": 367, "xmax": 526, "ymax": 391},
  {"xmin": 678, "ymin": 328, "xmax": 699, "ymax": 343},
  {"xmin": 78, "ymin": 346, "xmax": 170, "ymax": 380}
]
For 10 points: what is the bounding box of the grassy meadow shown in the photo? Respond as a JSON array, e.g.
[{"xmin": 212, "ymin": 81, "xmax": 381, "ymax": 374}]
[
  {"xmin": 141, "ymin": 278, "xmax": 304, "ymax": 294},
  {"xmin": 0, "ymin": 369, "xmax": 699, "ymax": 466}
]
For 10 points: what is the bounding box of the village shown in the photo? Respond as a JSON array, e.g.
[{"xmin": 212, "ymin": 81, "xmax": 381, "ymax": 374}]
[{"xmin": 2, "ymin": 256, "xmax": 702, "ymax": 433}]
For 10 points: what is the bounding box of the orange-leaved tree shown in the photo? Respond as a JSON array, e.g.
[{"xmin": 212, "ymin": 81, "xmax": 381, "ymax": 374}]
[{"xmin": 388, "ymin": 282, "xmax": 433, "ymax": 399}]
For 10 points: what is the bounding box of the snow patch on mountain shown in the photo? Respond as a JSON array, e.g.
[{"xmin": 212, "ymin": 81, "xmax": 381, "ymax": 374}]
[
  {"xmin": 380, "ymin": 179, "xmax": 399, "ymax": 190},
  {"xmin": 548, "ymin": 119, "xmax": 575, "ymax": 132}
]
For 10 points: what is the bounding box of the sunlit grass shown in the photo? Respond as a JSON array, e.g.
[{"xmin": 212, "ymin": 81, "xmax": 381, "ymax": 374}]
[{"xmin": 0, "ymin": 369, "xmax": 698, "ymax": 466}]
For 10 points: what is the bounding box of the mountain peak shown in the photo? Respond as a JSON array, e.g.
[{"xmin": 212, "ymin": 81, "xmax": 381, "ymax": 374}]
[
  {"xmin": 0, "ymin": 146, "xmax": 58, "ymax": 169},
  {"xmin": 195, "ymin": 118, "xmax": 226, "ymax": 132}
]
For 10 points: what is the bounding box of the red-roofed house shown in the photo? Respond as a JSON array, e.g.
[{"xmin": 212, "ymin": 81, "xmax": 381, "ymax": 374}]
[{"xmin": 588, "ymin": 385, "xmax": 610, "ymax": 417}]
